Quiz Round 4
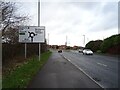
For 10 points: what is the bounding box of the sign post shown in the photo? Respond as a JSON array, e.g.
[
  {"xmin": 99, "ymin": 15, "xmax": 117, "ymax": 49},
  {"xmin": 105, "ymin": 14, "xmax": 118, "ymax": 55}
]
[
  {"xmin": 19, "ymin": 0, "xmax": 45, "ymax": 60},
  {"xmin": 19, "ymin": 26, "xmax": 45, "ymax": 59},
  {"xmin": 25, "ymin": 43, "xmax": 27, "ymax": 59}
]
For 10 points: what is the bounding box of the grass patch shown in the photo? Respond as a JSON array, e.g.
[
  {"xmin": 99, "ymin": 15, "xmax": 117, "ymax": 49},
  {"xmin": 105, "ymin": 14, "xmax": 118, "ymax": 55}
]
[{"xmin": 2, "ymin": 51, "xmax": 52, "ymax": 88}]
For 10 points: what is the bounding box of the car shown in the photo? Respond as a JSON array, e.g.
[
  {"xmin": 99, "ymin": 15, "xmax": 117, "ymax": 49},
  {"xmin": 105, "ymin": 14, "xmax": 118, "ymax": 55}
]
[
  {"xmin": 82, "ymin": 49, "xmax": 93, "ymax": 55},
  {"xmin": 78, "ymin": 49, "xmax": 83, "ymax": 53},
  {"xmin": 58, "ymin": 49, "xmax": 62, "ymax": 53}
]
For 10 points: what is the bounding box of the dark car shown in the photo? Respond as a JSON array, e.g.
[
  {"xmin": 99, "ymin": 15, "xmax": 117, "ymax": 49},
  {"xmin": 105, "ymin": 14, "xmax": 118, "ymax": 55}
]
[
  {"xmin": 78, "ymin": 49, "xmax": 83, "ymax": 53},
  {"xmin": 58, "ymin": 49, "xmax": 62, "ymax": 53}
]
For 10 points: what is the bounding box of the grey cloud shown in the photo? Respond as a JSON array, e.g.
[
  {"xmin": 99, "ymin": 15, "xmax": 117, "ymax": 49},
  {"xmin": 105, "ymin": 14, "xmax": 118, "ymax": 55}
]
[
  {"xmin": 41, "ymin": 1, "xmax": 118, "ymax": 35},
  {"xmin": 102, "ymin": 2, "xmax": 118, "ymax": 14},
  {"xmin": 86, "ymin": 2, "xmax": 118, "ymax": 32},
  {"xmin": 69, "ymin": 2, "xmax": 100, "ymax": 10}
]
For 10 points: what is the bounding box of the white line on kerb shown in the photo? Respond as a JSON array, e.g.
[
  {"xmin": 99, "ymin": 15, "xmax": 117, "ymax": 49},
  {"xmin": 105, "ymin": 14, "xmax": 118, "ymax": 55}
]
[{"xmin": 97, "ymin": 62, "xmax": 107, "ymax": 67}]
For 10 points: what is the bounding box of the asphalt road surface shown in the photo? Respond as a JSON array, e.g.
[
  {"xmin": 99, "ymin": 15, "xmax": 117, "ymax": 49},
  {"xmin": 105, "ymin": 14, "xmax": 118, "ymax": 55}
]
[
  {"xmin": 28, "ymin": 50, "xmax": 101, "ymax": 88},
  {"xmin": 62, "ymin": 50, "xmax": 119, "ymax": 88}
]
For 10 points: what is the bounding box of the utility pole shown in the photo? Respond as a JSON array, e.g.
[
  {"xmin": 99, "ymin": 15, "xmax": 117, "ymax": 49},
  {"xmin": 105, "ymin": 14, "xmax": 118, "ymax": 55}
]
[
  {"xmin": 48, "ymin": 33, "xmax": 49, "ymax": 45},
  {"xmin": 83, "ymin": 35, "xmax": 85, "ymax": 47},
  {"xmin": 48, "ymin": 33, "xmax": 49, "ymax": 50},
  {"xmin": 38, "ymin": 0, "xmax": 40, "ymax": 61},
  {"xmin": 87, "ymin": 38, "xmax": 89, "ymax": 43},
  {"xmin": 66, "ymin": 35, "xmax": 67, "ymax": 46}
]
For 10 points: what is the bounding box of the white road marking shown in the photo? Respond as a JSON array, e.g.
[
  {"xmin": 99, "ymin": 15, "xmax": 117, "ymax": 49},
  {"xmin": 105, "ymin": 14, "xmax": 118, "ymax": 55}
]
[
  {"xmin": 97, "ymin": 62, "xmax": 107, "ymax": 67},
  {"xmin": 61, "ymin": 54, "xmax": 104, "ymax": 88}
]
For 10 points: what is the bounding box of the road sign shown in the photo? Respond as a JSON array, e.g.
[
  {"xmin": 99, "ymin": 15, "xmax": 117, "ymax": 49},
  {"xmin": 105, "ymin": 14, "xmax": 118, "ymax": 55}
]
[{"xmin": 19, "ymin": 26, "xmax": 45, "ymax": 43}]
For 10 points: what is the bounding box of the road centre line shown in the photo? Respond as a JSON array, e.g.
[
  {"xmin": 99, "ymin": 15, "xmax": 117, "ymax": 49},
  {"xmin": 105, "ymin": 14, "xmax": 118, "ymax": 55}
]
[{"xmin": 97, "ymin": 62, "xmax": 107, "ymax": 67}]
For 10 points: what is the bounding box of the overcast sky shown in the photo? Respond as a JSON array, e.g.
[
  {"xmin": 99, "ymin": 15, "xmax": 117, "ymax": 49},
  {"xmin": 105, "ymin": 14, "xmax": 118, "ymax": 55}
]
[{"xmin": 14, "ymin": 0, "xmax": 119, "ymax": 46}]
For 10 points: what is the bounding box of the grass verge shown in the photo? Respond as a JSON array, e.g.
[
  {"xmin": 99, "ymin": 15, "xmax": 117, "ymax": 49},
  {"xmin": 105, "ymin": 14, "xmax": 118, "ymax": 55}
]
[{"xmin": 2, "ymin": 51, "xmax": 52, "ymax": 88}]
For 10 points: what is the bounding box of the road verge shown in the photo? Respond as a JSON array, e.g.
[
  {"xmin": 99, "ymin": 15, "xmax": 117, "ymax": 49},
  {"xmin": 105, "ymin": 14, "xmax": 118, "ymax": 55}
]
[{"xmin": 2, "ymin": 51, "xmax": 52, "ymax": 88}]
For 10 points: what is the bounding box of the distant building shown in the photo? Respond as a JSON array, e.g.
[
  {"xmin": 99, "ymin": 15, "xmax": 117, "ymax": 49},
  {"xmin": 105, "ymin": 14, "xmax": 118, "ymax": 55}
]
[
  {"xmin": 51, "ymin": 45, "xmax": 59, "ymax": 49},
  {"xmin": 59, "ymin": 45, "xmax": 66, "ymax": 50},
  {"xmin": 73, "ymin": 45, "xmax": 83, "ymax": 50}
]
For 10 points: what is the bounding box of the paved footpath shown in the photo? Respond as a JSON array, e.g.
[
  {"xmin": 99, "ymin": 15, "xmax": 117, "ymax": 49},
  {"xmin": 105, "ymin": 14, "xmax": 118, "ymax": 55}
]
[{"xmin": 28, "ymin": 51, "xmax": 101, "ymax": 88}]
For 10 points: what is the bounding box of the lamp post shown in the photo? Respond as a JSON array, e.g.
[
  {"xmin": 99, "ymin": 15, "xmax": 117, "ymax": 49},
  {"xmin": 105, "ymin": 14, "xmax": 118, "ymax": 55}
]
[
  {"xmin": 48, "ymin": 33, "xmax": 49, "ymax": 45},
  {"xmin": 38, "ymin": 0, "xmax": 40, "ymax": 61},
  {"xmin": 83, "ymin": 35, "xmax": 85, "ymax": 47},
  {"xmin": 66, "ymin": 35, "xmax": 67, "ymax": 46}
]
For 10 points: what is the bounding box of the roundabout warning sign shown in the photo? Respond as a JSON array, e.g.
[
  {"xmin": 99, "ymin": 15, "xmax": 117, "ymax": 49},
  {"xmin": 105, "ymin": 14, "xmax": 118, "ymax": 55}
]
[{"xmin": 19, "ymin": 26, "xmax": 45, "ymax": 43}]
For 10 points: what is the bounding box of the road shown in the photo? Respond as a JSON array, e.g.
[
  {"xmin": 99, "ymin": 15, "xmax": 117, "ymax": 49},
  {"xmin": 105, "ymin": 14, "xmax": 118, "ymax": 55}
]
[
  {"xmin": 28, "ymin": 50, "xmax": 101, "ymax": 88},
  {"xmin": 62, "ymin": 50, "xmax": 119, "ymax": 88}
]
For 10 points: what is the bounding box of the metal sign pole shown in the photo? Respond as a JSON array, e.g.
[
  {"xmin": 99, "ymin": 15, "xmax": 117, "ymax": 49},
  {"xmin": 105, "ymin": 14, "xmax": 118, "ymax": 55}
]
[
  {"xmin": 38, "ymin": 0, "xmax": 40, "ymax": 61},
  {"xmin": 39, "ymin": 43, "xmax": 40, "ymax": 61},
  {"xmin": 25, "ymin": 43, "xmax": 27, "ymax": 59}
]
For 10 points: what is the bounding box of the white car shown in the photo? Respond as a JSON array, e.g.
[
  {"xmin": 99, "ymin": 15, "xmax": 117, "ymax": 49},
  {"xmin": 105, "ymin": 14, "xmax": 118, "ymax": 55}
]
[{"xmin": 83, "ymin": 49, "xmax": 93, "ymax": 55}]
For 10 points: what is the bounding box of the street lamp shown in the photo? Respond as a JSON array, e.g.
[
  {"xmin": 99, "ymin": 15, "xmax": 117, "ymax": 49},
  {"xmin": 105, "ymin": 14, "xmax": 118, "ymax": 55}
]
[
  {"xmin": 83, "ymin": 35, "xmax": 85, "ymax": 47},
  {"xmin": 66, "ymin": 35, "xmax": 67, "ymax": 46},
  {"xmin": 48, "ymin": 33, "xmax": 49, "ymax": 45}
]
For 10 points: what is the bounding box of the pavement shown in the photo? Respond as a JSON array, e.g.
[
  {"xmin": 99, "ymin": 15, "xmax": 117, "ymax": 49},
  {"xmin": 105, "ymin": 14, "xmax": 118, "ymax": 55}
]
[{"xmin": 28, "ymin": 50, "xmax": 101, "ymax": 88}]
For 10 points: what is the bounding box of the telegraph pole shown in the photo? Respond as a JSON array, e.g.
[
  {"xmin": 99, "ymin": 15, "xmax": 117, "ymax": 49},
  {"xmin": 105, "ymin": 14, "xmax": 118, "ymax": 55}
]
[
  {"xmin": 48, "ymin": 33, "xmax": 49, "ymax": 45},
  {"xmin": 48, "ymin": 33, "xmax": 49, "ymax": 50},
  {"xmin": 83, "ymin": 35, "xmax": 85, "ymax": 47},
  {"xmin": 66, "ymin": 35, "xmax": 67, "ymax": 46}
]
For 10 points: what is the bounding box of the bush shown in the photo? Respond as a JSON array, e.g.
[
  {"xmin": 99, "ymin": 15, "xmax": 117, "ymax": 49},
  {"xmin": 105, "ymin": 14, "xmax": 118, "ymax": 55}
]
[
  {"xmin": 96, "ymin": 50, "xmax": 102, "ymax": 53},
  {"xmin": 100, "ymin": 34, "xmax": 120, "ymax": 53},
  {"xmin": 85, "ymin": 40, "xmax": 103, "ymax": 52}
]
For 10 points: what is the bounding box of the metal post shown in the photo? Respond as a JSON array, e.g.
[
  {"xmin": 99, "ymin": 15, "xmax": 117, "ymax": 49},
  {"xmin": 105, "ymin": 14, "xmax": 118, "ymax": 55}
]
[
  {"xmin": 39, "ymin": 43, "xmax": 40, "ymax": 61},
  {"xmin": 38, "ymin": 0, "xmax": 40, "ymax": 26},
  {"xmin": 66, "ymin": 35, "xmax": 67, "ymax": 46},
  {"xmin": 25, "ymin": 43, "xmax": 27, "ymax": 59},
  {"xmin": 83, "ymin": 35, "xmax": 85, "ymax": 47},
  {"xmin": 38, "ymin": 0, "xmax": 40, "ymax": 61},
  {"xmin": 48, "ymin": 33, "xmax": 49, "ymax": 45}
]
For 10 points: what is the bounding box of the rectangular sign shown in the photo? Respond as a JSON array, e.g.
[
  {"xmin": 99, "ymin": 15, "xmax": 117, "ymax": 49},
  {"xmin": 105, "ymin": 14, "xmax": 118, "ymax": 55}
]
[{"xmin": 19, "ymin": 26, "xmax": 45, "ymax": 43}]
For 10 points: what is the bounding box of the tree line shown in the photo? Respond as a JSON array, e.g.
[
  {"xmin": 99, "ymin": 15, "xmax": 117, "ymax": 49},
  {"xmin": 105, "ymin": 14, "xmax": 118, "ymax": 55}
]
[{"xmin": 85, "ymin": 34, "xmax": 120, "ymax": 54}]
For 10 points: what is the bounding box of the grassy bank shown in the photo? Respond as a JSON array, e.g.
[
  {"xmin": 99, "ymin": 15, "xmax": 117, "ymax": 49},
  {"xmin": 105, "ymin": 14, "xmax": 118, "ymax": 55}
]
[{"xmin": 2, "ymin": 51, "xmax": 52, "ymax": 88}]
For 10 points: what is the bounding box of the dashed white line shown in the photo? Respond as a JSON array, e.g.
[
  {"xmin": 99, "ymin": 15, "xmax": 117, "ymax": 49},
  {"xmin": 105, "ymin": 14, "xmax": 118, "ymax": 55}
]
[{"xmin": 97, "ymin": 62, "xmax": 107, "ymax": 67}]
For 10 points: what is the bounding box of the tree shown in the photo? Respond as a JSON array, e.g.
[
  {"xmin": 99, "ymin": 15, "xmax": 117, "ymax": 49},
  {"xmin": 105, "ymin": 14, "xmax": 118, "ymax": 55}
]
[
  {"xmin": 100, "ymin": 34, "xmax": 120, "ymax": 53},
  {"xmin": 85, "ymin": 40, "xmax": 103, "ymax": 52},
  {"xmin": 0, "ymin": 1, "xmax": 29, "ymax": 43}
]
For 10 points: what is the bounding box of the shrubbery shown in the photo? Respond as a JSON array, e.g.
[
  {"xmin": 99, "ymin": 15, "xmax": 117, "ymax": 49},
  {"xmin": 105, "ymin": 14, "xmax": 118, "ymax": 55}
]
[
  {"xmin": 85, "ymin": 40, "xmax": 103, "ymax": 52},
  {"xmin": 85, "ymin": 34, "xmax": 120, "ymax": 54},
  {"xmin": 100, "ymin": 34, "xmax": 120, "ymax": 53}
]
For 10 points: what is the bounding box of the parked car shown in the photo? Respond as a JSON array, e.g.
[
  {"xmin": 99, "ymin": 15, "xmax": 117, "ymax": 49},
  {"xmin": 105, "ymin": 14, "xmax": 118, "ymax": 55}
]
[
  {"xmin": 58, "ymin": 49, "xmax": 62, "ymax": 53},
  {"xmin": 78, "ymin": 49, "xmax": 83, "ymax": 53},
  {"xmin": 83, "ymin": 49, "xmax": 93, "ymax": 55}
]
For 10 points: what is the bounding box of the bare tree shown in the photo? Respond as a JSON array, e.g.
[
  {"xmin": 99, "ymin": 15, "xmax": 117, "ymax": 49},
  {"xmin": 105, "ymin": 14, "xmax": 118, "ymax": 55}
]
[{"xmin": 0, "ymin": 1, "xmax": 29, "ymax": 43}]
